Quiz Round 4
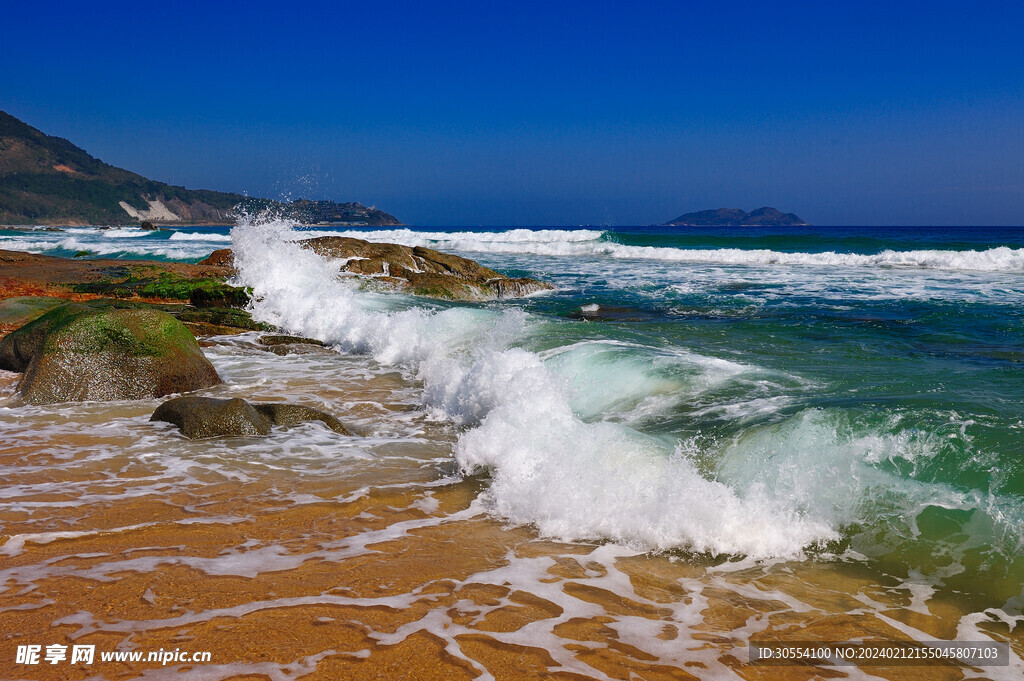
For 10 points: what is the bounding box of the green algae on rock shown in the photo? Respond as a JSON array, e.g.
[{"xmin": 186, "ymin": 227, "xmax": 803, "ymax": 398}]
[{"xmin": 0, "ymin": 303, "xmax": 221, "ymax": 404}]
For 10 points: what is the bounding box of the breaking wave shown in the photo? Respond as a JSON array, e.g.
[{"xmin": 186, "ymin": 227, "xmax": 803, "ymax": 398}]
[
  {"xmin": 319, "ymin": 228, "xmax": 1024, "ymax": 273},
  {"xmin": 230, "ymin": 216, "xmax": 1022, "ymax": 560}
]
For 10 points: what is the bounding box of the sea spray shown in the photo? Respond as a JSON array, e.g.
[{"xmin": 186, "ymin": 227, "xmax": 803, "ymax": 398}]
[
  {"xmin": 228, "ymin": 216, "xmax": 1024, "ymax": 570},
  {"xmin": 229, "ymin": 216, "xmax": 846, "ymax": 558}
]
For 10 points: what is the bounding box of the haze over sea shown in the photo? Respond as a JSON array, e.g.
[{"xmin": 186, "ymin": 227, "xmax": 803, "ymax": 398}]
[{"xmin": 2, "ymin": 220, "xmax": 1024, "ymax": 677}]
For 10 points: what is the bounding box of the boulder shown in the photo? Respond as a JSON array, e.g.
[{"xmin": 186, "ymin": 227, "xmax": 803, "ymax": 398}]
[
  {"xmin": 301, "ymin": 236, "xmax": 553, "ymax": 300},
  {"xmin": 151, "ymin": 395, "xmax": 351, "ymax": 439},
  {"xmin": 0, "ymin": 303, "xmax": 221, "ymax": 404},
  {"xmin": 195, "ymin": 238, "xmax": 553, "ymax": 301},
  {"xmin": 151, "ymin": 396, "xmax": 270, "ymax": 438}
]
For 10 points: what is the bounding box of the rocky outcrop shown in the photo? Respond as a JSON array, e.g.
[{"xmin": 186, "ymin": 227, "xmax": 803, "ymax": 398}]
[
  {"xmin": 301, "ymin": 236, "xmax": 553, "ymax": 301},
  {"xmin": 199, "ymin": 238, "xmax": 552, "ymax": 301},
  {"xmin": 151, "ymin": 395, "xmax": 351, "ymax": 439},
  {"xmin": 198, "ymin": 248, "xmax": 235, "ymax": 268},
  {"xmin": 0, "ymin": 303, "xmax": 221, "ymax": 404},
  {"xmin": 0, "ymin": 249, "xmax": 235, "ymax": 301},
  {"xmin": 0, "ymin": 251, "xmax": 265, "ymax": 336}
]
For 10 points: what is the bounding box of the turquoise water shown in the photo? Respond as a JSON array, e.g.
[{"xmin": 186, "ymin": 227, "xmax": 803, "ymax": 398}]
[{"xmin": 5, "ymin": 222, "xmax": 1024, "ymax": 605}]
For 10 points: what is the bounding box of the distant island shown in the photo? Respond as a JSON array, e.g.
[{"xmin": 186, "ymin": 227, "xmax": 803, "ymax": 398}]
[
  {"xmin": 665, "ymin": 207, "xmax": 807, "ymax": 226},
  {"xmin": 0, "ymin": 110, "xmax": 401, "ymax": 226}
]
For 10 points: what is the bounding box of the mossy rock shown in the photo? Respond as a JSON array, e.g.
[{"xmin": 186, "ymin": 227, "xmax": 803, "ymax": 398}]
[
  {"xmin": 70, "ymin": 270, "xmax": 246, "ymax": 303},
  {"xmin": 2, "ymin": 303, "xmax": 221, "ymax": 404},
  {"xmin": 0, "ymin": 302, "xmax": 95, "ymax": 372},
  {"xmin": 189, "ymin": 285, "xmax": 251, "ymax": 308},
  {"xmin": 173, "ymin": 307, "xmax": 272, "ymax": 334}
]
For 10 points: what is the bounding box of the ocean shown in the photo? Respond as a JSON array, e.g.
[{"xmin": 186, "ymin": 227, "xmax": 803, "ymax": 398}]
[{"xmin": 2, "ymin": 220, "xmax": 1023, "ymax": 678}]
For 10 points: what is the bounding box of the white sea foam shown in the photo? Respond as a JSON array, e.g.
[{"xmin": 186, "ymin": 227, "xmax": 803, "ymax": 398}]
[
  {"xmin": 168, "ymin": 231, "xmax": 233, "ymax": 242},
  {"xmin": 229, "ymin": 217, "xmax": 870, "ymax": 558},
  {"xmin": 292, "ymin": 227, "xmax": 1024, "ymax": 273},
  {"xmin": 299, "ymin": 227, "xmax": 605, "ymax": 245},
  {"xmin": 0, "ymin": 233, "xmax": 225, "ymax": 260},
  {"xmin": 99, "ymin": 228, "xmax": 150, "ymax": 238}
]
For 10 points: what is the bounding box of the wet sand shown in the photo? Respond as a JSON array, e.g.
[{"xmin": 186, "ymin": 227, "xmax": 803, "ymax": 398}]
[{"xmin": 1, "ymin": 345, "xmax": 1020, "ymax": 680}]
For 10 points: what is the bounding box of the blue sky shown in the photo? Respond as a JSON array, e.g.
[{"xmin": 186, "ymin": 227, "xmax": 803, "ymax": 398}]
[{"xmin": 2, "ymin": 0, "xmax": 1022, "ymax": 225}]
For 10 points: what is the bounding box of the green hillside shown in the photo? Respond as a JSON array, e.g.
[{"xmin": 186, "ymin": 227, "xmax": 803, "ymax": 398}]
[{"xmin": 0, "ymin": 111, "xmax": 400, "ymax": 226}]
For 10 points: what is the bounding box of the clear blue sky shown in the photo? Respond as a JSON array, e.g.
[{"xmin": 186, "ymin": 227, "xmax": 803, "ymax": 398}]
[{"xmin": 2, "ymin": 0, "xmax": 1022, "ymax": 225}]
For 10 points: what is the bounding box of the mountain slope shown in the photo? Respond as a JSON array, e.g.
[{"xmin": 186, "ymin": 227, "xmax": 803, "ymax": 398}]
[
  {"xmin": 0, "ymin": 111, "xmax": 400, "ymax": 226},
  {"xmin": 666, "ymin": 207, "xmax": 807, "ymax": 226}
]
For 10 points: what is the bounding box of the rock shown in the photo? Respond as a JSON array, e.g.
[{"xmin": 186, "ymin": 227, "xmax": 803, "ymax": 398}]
[
  {"xmin": 0, "ymin": 248, "xmax": 238, "ymax": 302},
  {"xmin": 151, "ymin": 395, "xmax": 351, "ymax": 438},
  {"xmin": 1, "ymin": 303, "xmax": 221, "ymax": 404},
  {"xmin": 254, "ymin": 334, "xmax": 334, "ymax": 355},
  {"xmin": 485, "ymin": 277, "xmax": 554, "ymax": 298},
  {"xmin": 152, "ymin": 396, "xmax": 271, "ymax": 438},
  {"xmin": 251, "ymin": 403, "xmax": 350, "ymax": 435},
  {"xmin": 189, "ymin": 285, "xmax": 250, "ymax": 309},
  {"xmin": 0, "ymin": 296, "xmax": 66, "ymax": 336},
  {"xmin": 262, "ymin": 344, "xmax": 336, "ymax": 357},
  {"xmin": 198, "ymin": 248, "xmax": 236, "ymax": 269},
  {"xmin": 140, "ymin": 221, "xmax": 158, "ymax": 230},
  {"xmin": 169, "ymin": 305, "xmax": 271, "ymax": 335},
  {"xmin": 300, "ymin": 236, "xmax": 554, "ymax": 301},
  {"xmin": 257, "ymin": 334, "xmax": 325, "ymax": 346}
]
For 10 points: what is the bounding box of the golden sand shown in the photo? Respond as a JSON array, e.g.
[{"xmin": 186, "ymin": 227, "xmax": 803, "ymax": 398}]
[{"xmin": 1, "ymin": 357, "xmax": 1019, "ymax": 680}]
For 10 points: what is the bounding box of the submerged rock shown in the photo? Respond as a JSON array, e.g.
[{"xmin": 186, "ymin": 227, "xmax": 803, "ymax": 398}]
[
  {"xmin": 251, "ymin": 403, "xmax": 349, "ymax": 434},
  {"xmin": 151, "ymin": 395, "xmax": 351, "ymax": 439},
  {"xmin": 257, "ymin": 334, "xmax": 326, "ymax": 347},
  {"xmin": 0, "ymin": 303, "xmax": 221, "ymax": 404},
  {"xmin": 255, "ymin": 334, "xmax": 334, "ymax": 356}
]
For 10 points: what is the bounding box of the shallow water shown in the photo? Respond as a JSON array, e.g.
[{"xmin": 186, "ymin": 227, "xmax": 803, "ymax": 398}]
[{"xmin": 2, "ymin": 221, "xmax": 1024, "ymax": 678}]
